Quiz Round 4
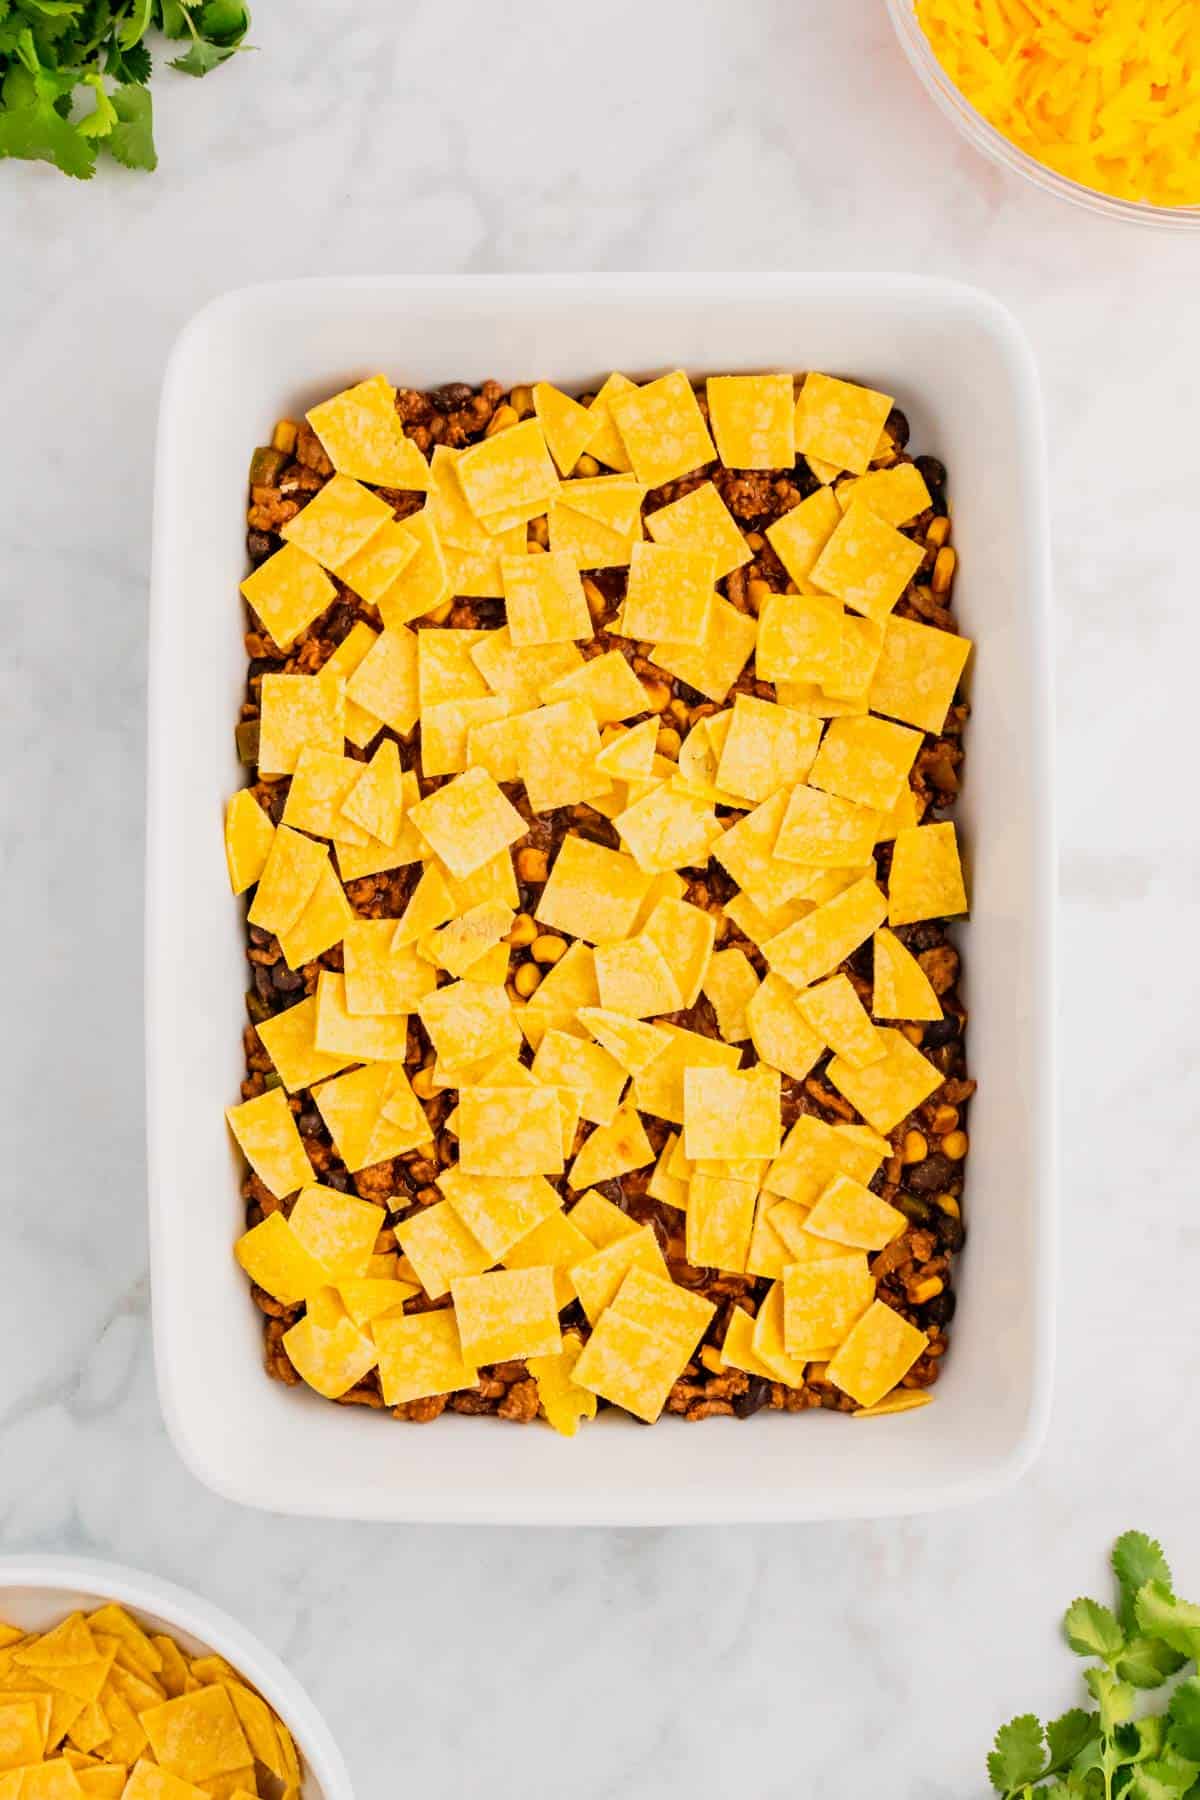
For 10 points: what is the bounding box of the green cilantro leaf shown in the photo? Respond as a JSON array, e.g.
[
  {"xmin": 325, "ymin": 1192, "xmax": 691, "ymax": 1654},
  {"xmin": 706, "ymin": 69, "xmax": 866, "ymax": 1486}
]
[
  {"xmin": 119, "ymin": 0, "xmax": 155, "ymax": 47},
  {"xmin": 1136, "ymin": 1584, "xmax": 1200, "ymax": 1662},
  {"xmin": 1127, "ymin": 1752, "xmax": 1200, "ymax": 1800},
  {"xmin": 1119, "ymin": 1637, "xmax": 1188, "ymax": 1690},
  {"xmin": 1085, "ymin": 1666, "xmax": 1136, "ymax": 1730},
  {"xmin": 1065, "ymin": 1598, "xmax": 1126, "ymax": 1663},
  {"xmin": 0, "ymin": 56, "xmax": 94, "ymax": 176},
  {"xmin": 1046, "ymin": 1710, "xmax": 1102, "ymax": 1772},
  {"xmin": 77, "ymin": 71, "xmax": 116, "ymax": 138},
  {"xmin": 102, "ymin": 79, "xmax": 155, "ymax": 168},
  {"xmin": 988, "ymin": 1715, "xmax": 1046, "ymax": 1795},
  {"xmin": 1115, "ymin": 1535, "xmax": 1175, "ymax": 1632},
  {"xmin": 168, "ymin": 35, "xmax": 228, "ymax": 74},
  {"xmin": 1168, "ymin": 1681, "xmax": 1200, "ymax": 1763}
]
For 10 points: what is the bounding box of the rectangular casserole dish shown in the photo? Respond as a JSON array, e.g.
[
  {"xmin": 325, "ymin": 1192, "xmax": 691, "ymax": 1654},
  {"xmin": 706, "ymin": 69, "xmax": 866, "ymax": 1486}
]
[{"xmin": 146, "ymin": 272, "xmax": 1054, "ymax": 1522}]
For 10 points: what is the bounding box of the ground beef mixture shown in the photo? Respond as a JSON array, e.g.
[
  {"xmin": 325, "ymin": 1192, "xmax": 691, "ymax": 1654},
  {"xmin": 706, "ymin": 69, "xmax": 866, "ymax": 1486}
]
[{"xmin": 235, "ymin": 378, "xmax": 972, "ymax": 1425}]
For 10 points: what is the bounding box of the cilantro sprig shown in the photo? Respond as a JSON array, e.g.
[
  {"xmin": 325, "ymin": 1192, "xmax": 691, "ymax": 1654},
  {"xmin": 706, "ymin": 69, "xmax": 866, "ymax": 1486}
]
[
  {"xmin": 989, "ymin": 1532, "xmax": 1200, "ymax": 1800},
  {"xmin": 0, "ymin": 0, "xmax": 251, "ymax": 178}
]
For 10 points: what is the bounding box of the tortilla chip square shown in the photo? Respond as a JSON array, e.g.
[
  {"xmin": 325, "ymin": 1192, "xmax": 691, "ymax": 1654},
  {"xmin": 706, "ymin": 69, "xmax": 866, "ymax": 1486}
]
[
  {"xmin": 339, "ymin": 740, "xmax": 405, "ymax": 847},
  {"xmin": 719, "ymin": 1305, "xmax": 780, "ymax": 1381},
  {"xmin": 805, "ymin": 1173, "xmax": 905, "ymax": 1252},
  {"xmin": 809, "ymin": 500, "xmax": 923, "ymax": 625},
  {"xmin": 339, "ymin": 921, "xmax": 434, "ymax": 1019},
  {"xmin": 288, "ymin": 1184, "xmax": 384, "ymax": 1281},
  {"xmin": 826, "ymin": 1299, "xmax": 928, "ymax": 1408},
  {"xmin": 373, "ymin": 1309, "xmax": 478, "ymax": 1407},
  {"xmin": 569, "ymin": 1224, "xmax": 669, "ymax": 1327},
  {"xmin": 376, "ymin": 509, "xmax": 452, "ymax": 629},
  {"xmin": 547, "ymin": 498, "xmax": 639, "ymax": 571},
  {"xmin": 871, "ymin": 927, "xmax": 942, "ymax": 1021},
  {"xmin": 764, "ymin": 1113, "xmax": 887, "ymax": 1205},
  {"xmin": 437, "ymin": 1169, "xmax": 559, "ymax": 1261},
  {"xmin": 224, "ymin": 1088, "xmax": 311, "ymax": 1201},
  {"xmin": 223, "ymin": 789, "xmax": 275, "ymax": 897},
  {"xmin": 808, "ymin": 714, "xmax": 922, "ymax": 814},
  {"xmin": 527, "ymin": 1330, "xmax": 597, "ymax": 1435},
  {"xmin": 650, "ymin": 592, "xmax": 756, "ymax": 704},
  {"xmin": 836, "ymin": 461, "xmax": 931, "ymax": 527},
  {"xmin": 715, "ymin": 695, "xmax": 823, "ymax": 805},
  {"xmin": 611, "ymin": 1266, "xmax": 715, "ymax": 1350},
  {"xmin": 234, "ymin": 1212, "xmax": 329, "ymax": 1306},
  {"xmin": 500, "ymin": 550, "xmax": 591, "ymax": 646},
  {"xmin": 868, "ymin": 613, "xmax": 970, "ymax": 735},
  {"xmin": 749, "ymin": 1280, "xmax": 810, "ymax": 1384},
  {"xmin": 576, "ymin": 1009, "xmax": 670, "ymax": 1079},
  {"xmin": 568, "ymin": 1189, "xmax": 640, "ymax": 1249},
  {"xmin": 408, "ymin": 768, "xmax": 526, "ymax": 880},
  {"xmin": 114, "ymin": 1764, "xmax": 202, "ymax": 1800},
  {"xmin": 345, "ymin": 626, "xmax": 419, "ymax": 737},
  {"xmin": 319, "ymin": 620, "xmax": 382, "ymax": 748},
  {"xmin": 685, "ymin": 1171, "xmax": 758, "ymax": 1273},
  {"xmin": 306, "ymin": 375, "xmax": 431, "ymax": 490},
  {"xmin": 457, "ymin": 419, "xmax": 558, "ymax": 525},
  {"xmin": 256, "ymin": 671, "xmax": 345, "ymax": 779},
  {"xmin": 633, "ymin": 1022, "xmax": 741, "ymax": 1126},
  {"xmin": 514, "ymin": 699, "xmax": 609, "ymax": 814},
  {"xmin": 569, "ymin": 1309, "xmax": 687, "ymax": 1424},
  {"xmin": 763, "ymin": 485, "xmax": 841, "ymax": 587},
  {"xmin": 773, "ymin": 785, "xmax": 879, "ymax": 868},
  {"xmin": 280, "ymin": 472, "xmax": 393, "ymax": 572},
  {"xmin": 826, "ymin": 1026, "xmax": 943, "ymax": 1135},
  {"xmin": 531, "ymin": 1029, "xmax": 626, "ymax": 1127},
  {"xmin": 644, "ymin": 481, "xmax": 749, "ymax": 580},
  {"xmin": 706, "ymin": 373, "xmax": 794, "ymax": 470},
  {"xmin": 888, "ymin": 821, "xmax": 967, "ymax": 925},
  {"xmin": 592, "ymin": 936, "xmax": 682, "ymax": 1021},
  {"xmin": 621, "ymin": 542, "xmax": 716, "ymax": 647},
  {"xmin": 755, "ymin": 591, "xmax": 842, "ymax": 687},
  {"xmin": 312, "ymin": 1061, "xmax": 427, "ymax": 1170},
  {"xmin": 239, "ymin": 543, "xmax": 335, "ymax": 652},
  {"xmin": 338, "ymin": 519, "xmax": 420, "ymax": 607},
  {"xmin": 314, "ymin": 970, "xmax": 409, "ymax": 1062},
  {"xmin": 501, "ymin": 1211, "xmax": 590, "ymax": 1309},
  {"xmin": 280, "ymin": 748, "xmax": 366, "ymax": 846},
  {"xmin": 140, "ymin": 1686, "xmax": 251, "ymax": 1784},
  {"xmin": 683, "ymin": 1065, "xmax": 780, "ymax": 1162},
  {"xmin": 275, "ymin": 859, "xmax": 354, "ymax": 970},
  {"xmin": 763, "ymin": 876, "xmax": 887, "ymax": 989},
  {"xmin": 527, "ymin": 382, "xmax": 594, "ymax": 477},
  {"xmin": 793, "ymin": 373, "xmax": 893, "ymax": 476},
  {"xmin": 456, "ymin": 1085, "xmax": 565, "ymax": 1177},
  {"xmin": 796, "ymin": 973, "xmax": 885, "ymax": 1069},
  {"xmin": 396, "ymin": 1201, "xmax": 492, "ymax": 1301},
  {"xmin": 585, "ymin": 372, "xmax": 636, "ymax": 472},
  {"xmin": 698, "ymin": 947, "xmax": 757, "ymax": 1043},
  {"xmin": 608, "ymin": 370, "xmax": 715, "ymax": 490},
  {"xmin": 418, "ymin": 979, "xmax": 517, "ymax": 1071},
  {"xmin": 782, "ymin": 1252, "xmax": 875, "ymax": 1356},
  {"xmin": 535, "ymin": 834, "xmax": 652, "ymax": 945},
  {"xmin": 539, "ymin": 648, "xmax": 649, "ymax": 724},
  {"xmin": 471, "ymin": 629, "xmax": 583, "ymax": 712},
  {"xmin": 451, "ymin": 1267, "xmax": 562, "ymax": 1364},
  {"xmin": 0, "ymin": 1697, "xmax": 47, "ymax": 1769},
  {"xmin": 645, "ymin": 1132, "xmax": 689, "ymax": 1210},
  {"xmin": 417, "ymin": 628, "xmax": 489, "ymax": 711},
  {"xmin": 18, "ymin": 1766, "xmax": 89, "ymax": 1800},
  {"xmin": 568, "ymin": 1103, "xmax": 654, "ymax": 1191},
  {"xmin": 637, "ymin": 896, "xmax": 716, "ymax": 1009}
]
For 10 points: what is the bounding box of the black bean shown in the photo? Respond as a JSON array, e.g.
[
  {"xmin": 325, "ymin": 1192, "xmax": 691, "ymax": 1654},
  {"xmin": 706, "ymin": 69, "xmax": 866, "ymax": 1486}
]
[
  {"xmin": 886, "ymin": 407, "xmax": 910, "ymax": 449},
  {"xmin": 906, "ymin": 1152, "xmax": 956, "ymax": 1194},
  {"xmin": 924, "ymin": 1289, "xmax": 957, "ymax": 1326},
  {"xmin": 297, "ymin": 1110, "xmax": 323, "ymax": 1138},
  {"xmin": 733, "ymin": 1377, "xmax": 772, "ymax": 1419},
  {"xmin": 271, "ymin": 961, "xmax": 304, "ymax": 994},
  {"xmin": 252, "ymin": 963, "xmax": 274, "ymax": 1003},
  {"xmin": 923, "ymin": 1015, "xmax": 961, "ymax": 1048},
  {"xmin": 246, "ymin": 530, "xmax": 273, "ymax": 565},
  {"xmin": 915, "ymin": 454, "xmax": 946, "ymax": 491},
  {"xmin": 429, "ymin": 382, "xmax": 474, "ymax": 414},
  {"xmin": 324, "ymin": 1168, "xmax": 352, "ymax": 1193},
  {"xmin": 937, "ymin": 1214, "xmax": 966, "ymax": 1253}
]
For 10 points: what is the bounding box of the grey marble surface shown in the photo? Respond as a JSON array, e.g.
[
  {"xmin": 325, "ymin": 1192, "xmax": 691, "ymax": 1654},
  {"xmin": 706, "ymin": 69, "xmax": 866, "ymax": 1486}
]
[{"xmin": 2, "ymin": 2, "xmax": 1199, "ymax": 1795}]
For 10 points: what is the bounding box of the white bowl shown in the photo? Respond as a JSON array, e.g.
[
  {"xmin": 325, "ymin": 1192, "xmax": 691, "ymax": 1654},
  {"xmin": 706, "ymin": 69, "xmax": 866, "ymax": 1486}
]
[
  {"xmin": 0, "ymin": 1555, "xmax": 353, "ymax": 1796},
  {"xmin": 147, "ymin": 273, "xmax": 1055, "ymax": 1524}
]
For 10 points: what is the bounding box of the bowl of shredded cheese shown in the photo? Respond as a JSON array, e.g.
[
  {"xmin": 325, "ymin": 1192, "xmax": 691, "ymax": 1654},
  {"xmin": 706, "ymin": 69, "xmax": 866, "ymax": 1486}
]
[{"xmin": 888, "ymin": 0, "xmax": 1200, "ymax": 226}]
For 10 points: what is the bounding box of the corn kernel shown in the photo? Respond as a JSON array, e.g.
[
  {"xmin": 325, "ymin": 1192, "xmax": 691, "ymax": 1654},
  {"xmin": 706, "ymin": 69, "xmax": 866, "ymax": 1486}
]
[
  {"xmin": 507, "ymin": 913, "xmax": 537, "ymax": 948},
  {"xmin": 426, "ymin": 599, "xmax": 455, "ymax": 625},
  {"xmin": 656, "ymin": 727, "xmax": 681, "ymax": 759},
  {"xmin": 529, "ymin": 516, "xmax": 549, "ymax": 547},
  {"xmin": 901, "ymin": 1130, "xmax": 927, "ymax": 1164},
  {"xmin": 930, "ymin": 1104, "xmax": 959, "ymax": 1135},
  {"xmin": 485, "ymin": 404, "xmax": 519, "ymax": 437},
  {"xmin": 806, "ymin": 1361, "xmax": 830, "ymax": 1383},
  {"xmin": 910, "ymin": 1276, "xmax": 944, "ymax": 1305},
  {"xmin": 514, "ymin": 962, "xmax": 542, "ymax": 998},
  {"xmin": 744, "ymin": 531, "xmax": 764, "ymax": 552},
  {"xmin": 574, "ymin": 453, "xmax": 601, "ymax": 478},
  {"xmin": 516, "ymin": 847, "xmax": 549, "ymax": 883},
  {"xmin": 942, "ymin": 1130, "xmax": 969, "ymax": 1161},
  {"xmin": 411, "ymin": 1065, "xmax": 438, "ymax": 1100},
  {"xmin": 668, "ymin": 698, "xmax": 690, "ymax": 726},
  {"xmin": 642, "ymin": 680, "xmax": 672, "ymax": 714},
  {"xmin": 699, "ymin": 1345, "xmax": 725, "ymax": 1375},
  {"xmin": 271, "ymin": 419, "xmax": 298, "ymax": 455},
  {"xmin": 531, "ymin": 934, "xmax": 567, "ymax": 966},
  {"xmin": 931, "ymin": 546, "xmax": 957, "ymax": 596},
  {"xmin": 934, "ymin": 1193, "xmax": 960, "ymax": 1218},
  {"xmin": 747, "ymin": 577, "xmax": 774, "ymax": 613},
  {"xmin": 925, "ymin": 515, "xmax": 951, "ymax": 550},
  {"xmin": 583, "ymin": 578, "xmax": 607, "ymax": 619}
]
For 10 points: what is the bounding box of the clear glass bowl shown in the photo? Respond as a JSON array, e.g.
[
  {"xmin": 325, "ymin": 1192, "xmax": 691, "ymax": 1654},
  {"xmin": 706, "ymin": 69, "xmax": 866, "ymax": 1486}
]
[{"xmin": 887, "ymin": 0, "xmax": 1200, "ymax": 231}]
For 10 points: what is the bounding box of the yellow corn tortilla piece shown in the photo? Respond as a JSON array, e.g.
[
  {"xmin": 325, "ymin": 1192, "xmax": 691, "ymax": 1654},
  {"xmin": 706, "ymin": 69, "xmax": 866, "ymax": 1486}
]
[
  {"xmin": 275, "ymin": 859, "xmax": 354, "ymax": 970},
  {"xmin": 374, "ymin": 1308, "xmax": 478, "ymax": 1407},
  {"xmin": 755, "ymin": 592, "xmax": 843, "ymax": 686},
  {"xmin": 86, "ymin": 1611, "xmax": 161, "ymax": 1680},
  {"xmin": 391, "ymin": 862, "xmax": 456, "ymax": 950},
  {"xmin": 339, "ymin": 740, "xmax": 405, "ymax": 846},
  {"xmin": 535, "ymin": 834, "xmax": 652, "ymax": 945},
  {"xmin": 763, "ymin": 876, "xmax": 887, "ymax": 989},
  {"xmin": 516, "ymin": 940, "xmax": 598, "ymax": 1051},
  {"xmin": 826, "ymin": 1026, "xmax": 943, "ymax": 1135},
  {"xmin": 773, "ymin": 784, "xmax": 878, "ymax": 869},
  {"xmin": 239, "ymin": 542, "xmax": 335, "ymax": 653},
  {"xmin": 644, "ymin": 480, "xmax": 749, "ymax": 580},
  {"xmin": 533, "ymin": 382, "xmax": 597, "ymax": 477},
  {"xmin": 888, "ymin": 821, "xmax": 967, "ymax": 926},
  {"xmin": 540, "ymin": 647, "xmax": 649, "ymax": 724},
  {"xmin": 835, "ymin": 461, "xmax": 931, "ymax": 527},
  {"xmin": 766, "ymin": 1199, "xmax": 847, "ymax": 1264},
  {"xmin": 593, "ymin": 718, "xmax": 657, "ymax": 782},
  {"xmin": 713, "ymin": 694, "xmax": 823, "ymax": 805},
  {"xmin": 456, "ymin": 1085, "xmax": 565, "ymax": 1177},
  {"xmin": 613, "ymin": 781, "xmax": 721, "ymax": 876},
  {"xmin": 224, "ymin": 1088, "xmax": 311, "ymax": 1201},
  {"xmin": 569, "ymin": 1224, "xmax": 668, "ymax": 1326},
  {"xmin": 0, "ymin": 1697, "xmax": 47, "ymax": 1770},
  {"xmin": 279, "ymin": 472, "xmax": 392, "ymax": 572},
  {"xmin": 288, "ymin": 1184, "xmax": 384, "ymax": 1281},
  {"xmin": 782, "ymin": 1252, "xmax": 875, "ymax": 1357},
  {"xmin": 429, "ymin": 445, "xmax": 500, "ymax": 550},
  {"xmin": 504, "ymin": 1210, "xmax": 593, "ymax": 1309},
  {"xmin": 223, "ymin": 789, "xmax": 276, "ymax": 897},
  {"xmin": 376, "ymin": 509, "xmax": 452, "ymax": 628},
  {"xmin": 749, "ymin": 1281, "xmax": 808, "ymax": 1386},
  {"xmin": 281, "ymin": 748, "xmax": 367, "ymax": 846},
  {"xmin": 515, "ymin": 699, "xmax": 609, "ymax": 813},
  {"xmin": 795, "ymin": 973, "xmax": 885, "ymax": 1069},
  {"xmin": 804, "ymin": 1173, "xmax": 906, "ymax": 1252},
  {"xmin": 531, "ymin": 1029, "xmax": 627, "ymax": 1127},
  {"xmin": 646, "ymin": 1131, "xmax": 689, "ymax": 1210},
  {"xmin": 451, "ymin": 1266, "xmax": 562, "ymax": 1365},
  {"xmin": 437, "ymin": 1169, "xmax": 559, "ymax": 1261},
  {"xmin": 826, "ymin": 1299, "xmax": 928, "ymax": 1408},
  {"xmin": 826, "ymin": 613, "xmax": 885, "ymax": 701},
  {"xmin": 140, "ymin": 1686, "xmax": 253, "ymax": 1785},
  {"xmin": 343, "ymin": 920, "xmax": 437, "ymax": 1015},
  {"xmin": 793, "ymin": 373, "xmax": 893, "ymax": 477},
  {"xmin": 576, "ymin": 1008, "xmax": 671, "ymax": 1078},
  {"xmin": 808, "ymin": 714, "xmax": 922, "ymax": 814},
  {"xmin": 417, "ymin": 629, "xmax": 490, "ymax": 713},
  {"xmin": 764, "ymin": 1113, "xmax": 888, "ymax": 1205},
  {"xmin": 743, "ymin": 973, "xmax": 823, "ymax": 1082},
  {"xmin": 256, "ymin": 669, "xmax": 345, "ymax": 779},
  {"xmin": 320, "ymin": 620, "xmax": 381, "ymax": 748},
  {"xmin": 809, "ymin": 500, "xmax": 924, "ymax": 625},
  {"xmin": 683, "ymin": 1065, "xmax": 780, "ymax": 1163},
  {"xmin": 312, "ymin": 1061, "xmax": 429, "ymax": 1171},
  {"xmin": 408, "ymin": 767, "xmax": 526, "ymax": 880},
  {"xmin": 345, "ymin": 626, "xmax": 419, "ymax": 737},
  {"xmin": 700, "ymin": 947, "xmax": 758, "ymax": 1043},
  {"xmin": 764, "ymin": 485, "xmax": 841, "ymax": 585},
  {"xmin": 472, "ymin": 630, "xmax": 585, "ymax": 713},
  {"xmin": 306, "ymin": 375, "xmax": 431, "ymax": 490},
  {"xmin": 338, "ymin": 518, "xmax": 420, "ymax": 607},
  {"xmin": 120, "ymin": 1763, "xmax": 208, "ymax": 1800},
  {"xmin": 719, "ymin": 1305, "xmax": 780, "ymax": 1381},
  {"xmin": 501, "ymin": 550, "xmax": 591, "ymax": 646},
  {"xmin": 712, "ymin": 789, "xmax": 814, "ymax": 917},
  {"xmin": 245, "ymin": 823, "xmax": 330, "ymax": 945},
  {"xmin": 871, "ymin": 927, "xmax": 942, "ymax": 1021},
  {"xmin": 527, "ymin": 1330, "xmax": 597, "ymax": 1436},
  {"xmin": 852, "ymin": 1387, "xmax": 934, "ymax": 1418},
  {"xmin": 723, "ymin": 891, "xmax": 810, "ymax": 950},
  {"xmin": 621, "ymin": 541, "xmax": 716, "ymax": 647},
  {"xmin": 868, "ymin": 615, "xmax": 970, "ymax": 736},
  {"xmin": 650, "ymin": 592, "xmax": 757, "ymax": 704},
  {"xmin": 396, "ymin": 1201, "xmax": 492, "ymax": 1301},
  {"xmin": 568, "ymin": 1190, "xmax": 640, "ymax": 1249},
  {"xmin": 547, "ymin": 498, "xmax": 639, "ymax": 571},
  {"xmin": 568, "ymin": 1103, "xmax": 654, "ymax": 1191},
  {"xmin": 457, "ymin": 419, "xmax": 558, "ymax": 525},
  {"xmin": 585, "ymin": 372, "xmax": 636, "ymax": 472},
  {"xmin": 633, "ymin": 1022, "xmax": 741, "ymax": 1127},
  {"xmin": 625, "ymin": 901, "xmax": 709, "ymax": 1020},
  {"xmin": 705, "ymin": 372, "xmax": 794, "ymax": 470},
  {"xmin": 610, "ymin": 1266, "xmax": 715, "ymax": 1352},
  {"xmin": 234, "ymin": 1213, "xmax": 328, "ymax": 1306},
  {"xmin": 314, "ymin": 970, "xmax": 409, "ymax": 1062},
  {"xmin": 336, "ymin": 1276, "xmax": 416, "ymax": 1328},
  {"xmin": 569, "ymin": 1310, "xmax": 682, "ymax": 1424},
  {"xmin": 421, "ymin": 899, "xmax": 513, "ymax": 978},
  {"xmin": 685, "ymin": 1171, "xmax": 758, "ymax": 1274},
  {"xmin": 607, "ymin": 369, "xmax": 715, "ymax": 490}
]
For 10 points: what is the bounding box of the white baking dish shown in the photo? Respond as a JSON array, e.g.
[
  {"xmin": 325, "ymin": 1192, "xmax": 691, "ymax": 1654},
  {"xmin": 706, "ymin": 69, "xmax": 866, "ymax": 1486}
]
[
  {"xmin": 0, "ymin": 1556, "xmax": 353, "ymax": 1797},
  {"xmin": 146, "ymin": 273, "xmax": 1054, "ymax": 1524}
]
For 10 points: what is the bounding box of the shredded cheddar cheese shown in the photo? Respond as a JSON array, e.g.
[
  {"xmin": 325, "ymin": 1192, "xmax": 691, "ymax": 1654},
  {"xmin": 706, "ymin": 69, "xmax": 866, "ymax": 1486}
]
[{"xmin": 915, "ymin": 0, "xmax": 1200, "ymax": 207}]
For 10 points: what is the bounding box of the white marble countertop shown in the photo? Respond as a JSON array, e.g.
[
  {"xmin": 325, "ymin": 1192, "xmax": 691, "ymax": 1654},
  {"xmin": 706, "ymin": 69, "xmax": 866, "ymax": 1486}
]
[{"xmin": 2, "ymin": 2, "xmax": 1198, "ymax": 1794}]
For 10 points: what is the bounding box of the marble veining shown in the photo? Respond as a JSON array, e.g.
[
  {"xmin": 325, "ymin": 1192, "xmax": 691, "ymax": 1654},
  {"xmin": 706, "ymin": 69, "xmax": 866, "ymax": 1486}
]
[{"xmin": 3, "ymin": 2, "xmax": 1199, "ymax": 1794}]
